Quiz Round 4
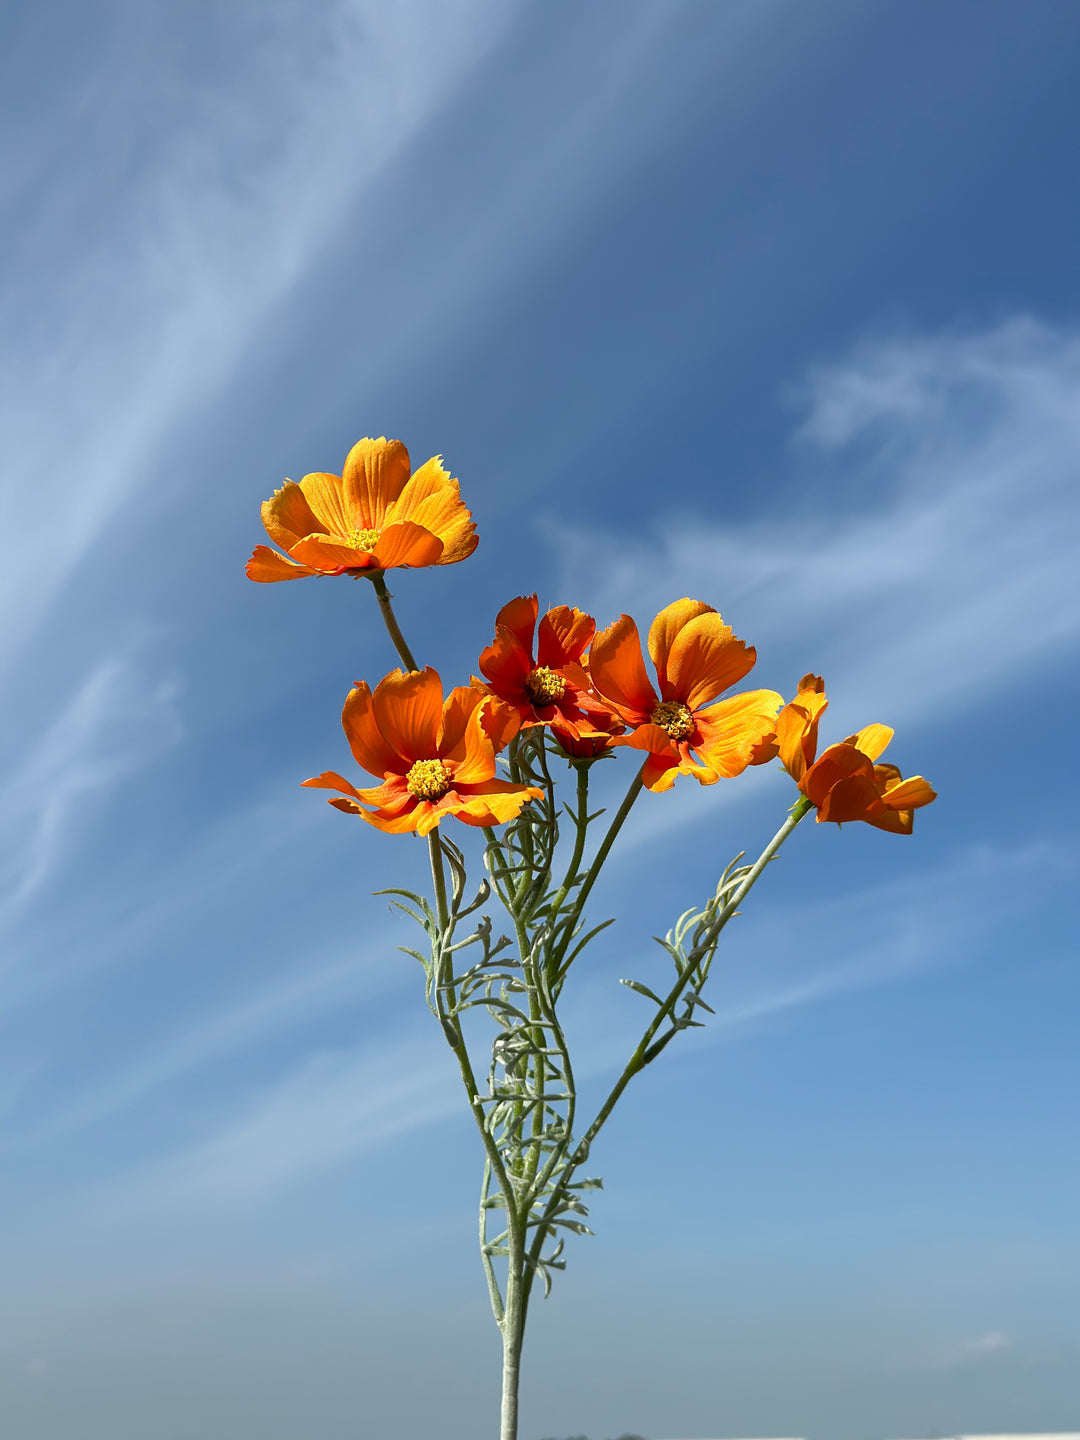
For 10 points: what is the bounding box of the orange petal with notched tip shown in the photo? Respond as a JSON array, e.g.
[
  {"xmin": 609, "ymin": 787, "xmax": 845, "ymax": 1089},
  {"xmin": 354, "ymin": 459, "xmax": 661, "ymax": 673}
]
[
  {"xmin": 589, "ymin": 615, "xmax": 658, "ymax": 720},
  {"xmin": 775, "ymin": 677, "xmax": 829, "ymax": 781},
  {"xmin": 447, "ymin": 781, "xmax": 544, "ymax": 827},
  {"xmin": 341, "ymin": 684, "xmax": 404, "ymax": 777},
  {"xmin": 881, "ymin": 774, "xmax": 937, "ymax": 810},
  {"xmin": 261, "ymin": 482, "xmax": 323, "ymax": 550},
  {"xmin": 663, "ymin": 610, "xmax": 756, "ymax": 710},
  {"xmin": 286, "ymin": 534, "xmax": 377, "ymax": 572},
  {"xmin": 694, "ymin": 688, "xmax": 784, "ymax": 778},
  {"xmin": 616, "ymin": 722, "xmax": 678, "ymax": 759},
  {"xmin": 298, "ymin": 472, "xmax": 351, "ymax": 536},
  {"xmin": 816, "ymin": 773, "xmax": 883, "ymax": 825},
  {"xmin": 245, "ymin": 546, "xmax": 320, "ymax": 582},
  {"xmin": 448, "ymin": 704, "xmax": 498, "ymax": 786},
  {"xmin": 329, "ymin": 797, "xmax": 367, "ymax": 816},
  {"xmin": 864, "ymin": 805, "xmax": 915, "ymax": 835},
  {"xmin": 640, "ymin": 752, "xmax": 681, "ymax": 792},
  {"xmin": 647, "ymin": 599, "xmax": 716, "ymax": 692},
  {"xmin": 371, "ymin": 521, "xmax": 443, "ymax": 569},
  {"xmin": 846, "ymin": 724, "xmax": 893, "ymax": 762},
  {"xmin": 371, "ymin": 667, "xmax": 443, "ymax": 763},
  {"xmin": 538, "ymin": 606, "xmax": 594, "ymax": 667},
  {"xmin": 492, "ymin": 595, "xmax": 538, "ymax": 655},
  {"xmin": 386, "ymin": 456, "xmax": 477, "ymax": 565},
  {"xmin": 359, "ymin": 804, "xmax": 424, "ymax": 834},
  {"xmin": 301, "ymin": 770, "xmax": 364, "ymax": 799},
  {"xmin": 342, "ymin": 437, "xmax": 412, "ymax": 530}
]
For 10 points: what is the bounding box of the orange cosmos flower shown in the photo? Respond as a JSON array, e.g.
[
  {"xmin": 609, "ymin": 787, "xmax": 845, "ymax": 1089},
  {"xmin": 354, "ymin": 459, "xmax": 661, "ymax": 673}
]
[
  {"xmin": 774, "ymin": 678, "xmax": 937, "ymax": 833},
  {"xmin": 302, "ymin": 668, "xmax": 541, "ymax": 836},
  {"xmin": 246, "ymin": 436, "xmax": 477, "ymax": 582},
  {"xmin": 588, "ymin": 598, "xmax": 783, "ymax": 792},
  {"xmin": 478, "ymin": 595, "xmax": 622, "ymax": 744}
]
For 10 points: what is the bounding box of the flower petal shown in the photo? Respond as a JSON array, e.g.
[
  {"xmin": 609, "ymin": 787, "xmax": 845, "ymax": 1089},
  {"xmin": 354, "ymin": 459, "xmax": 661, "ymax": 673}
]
[
  {"xmin": 663, "ymin": 610, "xmax": 756, "ymax": 710},
  {"xmin": 261, "ymin": 481, "xmax": 323, "ymax": 549},
  {"xmin": 371, "ymin": 521, "xmax": 444, "ymax": 569},
  {"xmin": 589, "ymin": 615, "xmax": 658, "ymax": 721},
  {"xmin": 492, "ymin": 596, "xmax": 538, "ymax": 656},
  {"xmin": 447, "ymin": 702, "xmax": 498, "ymax": 785},
  {"xmin": 286, "ymin": 534, "xmax": 376, "ymax": 572},
  {"xmin": 537, "ymin": 606, "xmax": 594, "ymax": 667},
  {"xmin": 371, "ymin": 667, "xmax": 444, "ymax": 763},
  {"xmin": 385, "ymin": 456, "xmax": 478, "ymax": 565},
  {"xmin": 846, "ymin": 724, "xmax": 893, "ymax": 762},
  {"xmin": 358, "ymin": 804, "xmax": 423, "ymax": 834},
  {"xmin": 479, "ymin": 626, "xmax": 534, "ymax": 696},
  {"xmin": 880, "ymin": 774, "xmax": 937, "ymax": 810},
  {"xmin": 694, "ymin": 688, "xmax": 784, "ymax": 778},
  {"xmin": 775, "ymin": 674, "xmax": 828, "ymax": 781},
  {"xmin": 245, "ymin": 546, "xmax": 320, "ymax": 583},
  {"xmin": 342, "ymin": 437, "xmax": 412, "ymax": 530},
  {"xmin": 341, "ymin": 683, "xmax": 405, "ymax": 777},
  {"xmin": 298, "ymin": 471, "xmax": 351, "ymax": 535},
  {"xmin": 647, "ymin": 599, "xmax": 716, "ymax": 692},
  {"xmin": 801, "ymin": 743, "xmax": 875, "ymax": 809},
  {"xmin": 817, "ymin": 773, "xmax": 886, "ymax": 825},
  {"xmin": 301, "ymin": 770, "xmax": 363, "ymax": 798}
]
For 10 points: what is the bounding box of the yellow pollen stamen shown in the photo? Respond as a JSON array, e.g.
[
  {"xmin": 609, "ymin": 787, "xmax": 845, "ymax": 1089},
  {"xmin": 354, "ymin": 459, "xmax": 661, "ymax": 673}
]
[
  {"xmin": 348, "ymin": 528, "xmax": 380, "ymax": 552},
  {"xmin": 406, "ymin": 758, "xmax": 453, "ymax": 801},
  {"xmin": 524, "ymin": 666, "xmax": 567, "ymax": 706},
  {"xmin": 651, "ymin": 700, "xmax": 694, "ymax": 740}
]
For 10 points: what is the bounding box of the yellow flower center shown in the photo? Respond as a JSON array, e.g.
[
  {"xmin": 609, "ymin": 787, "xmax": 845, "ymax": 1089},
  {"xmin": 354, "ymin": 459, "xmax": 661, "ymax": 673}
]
[
  {"xmin": 347, "ymin": 528, "xmax": 380, "ymax": 552},
  {"xmin": 406, "ymin": 758, "xmax": 454, "ymax": 801},
  {"xmin": 651, "ymin": 700, "xmax": 694, "ymax": 740},
  {"xmin": 524, "ymin": 667, "xmax": 567, "ymax": 706}
]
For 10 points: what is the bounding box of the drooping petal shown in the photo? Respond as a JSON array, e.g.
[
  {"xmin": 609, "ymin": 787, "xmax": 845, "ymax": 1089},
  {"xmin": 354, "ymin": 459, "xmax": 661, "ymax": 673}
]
[
  {"xmin": 298, "ymin": 472, "xmax": 351, "ymax": 535},
  {"xmin": 694, "ymin": 688, "xmax": 784, "ymax": 778},
  {"xmin": 358, "ymin": 804, "xmax": 424, "ymax": 834},
  {"xmin": 640, "ymin": 752, "xmax": 680, "ymax": 792},
  {"xmin": 261, "ymin": 481, "xmax": 323, "ymax": 549},
  {"xmin": 371, "ymin": 667, "xmax": 444, "ymax": 763},
  {"xmin": 300, "ymin": 770, "xmax": 364, "ymax": 799},
  {"xmin": 447, "ymin": 780, "xmax": 544, "ymax": 827},
  {"xmin": 663, "ymin": 610, "xmax": 756, "ymax": 711},
  {"xmin": 371, "ymin": 521, "xmax": 443, "ymax": 569},
  {"xmin": 287, "ymin": 534, "xmax": 375, "ymax": 572},
  {"xmin": 537, "ymin": 606, "xmax": 594, "ymax": 667},
  {"xmin": 342, "ymin": 437, "xmax": 412, "ymax": 530},
  {"xmin": 614, "ymin": 721, "xmax": 678, "ymax": 759},
  {"xmin": 847, "ymin": 724, "xmax": 894, "ymax": 762},
  {"xmin": 816, "ymin": 773, "xmax": 885, "ymax": 825},
  {"xmin": 341, "ymin": 683, "xmax": 405, "ymax": 777},
  {"xmin": 880, "ymin": 774, "xmax": 937, "ymax": 810},
  {"xmin": 801, "ymin": 743, "xmax": 874, "ymax": 811},
  {"xmin": 863, "ymin": 804, "xmax": 915, "ymax": 835},
  {"xmin": 589, "ymin": 615, "xmax": 658, "ymax": 721},
  {"xmin": 647, "ymin": 599, "xmax": 716, "ymax": 692},
  {"xmin": 385, "ymin": 456, "xmax": 478, "ymax": 565},
  {"xmin": 245, "ymin": 546, "xmax": 320, "ymax": 583}
]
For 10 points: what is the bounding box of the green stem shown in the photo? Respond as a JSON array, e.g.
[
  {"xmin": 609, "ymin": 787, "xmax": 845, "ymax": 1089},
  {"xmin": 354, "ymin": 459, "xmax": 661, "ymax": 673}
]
[
  {"xmin": 575, "ymin": 797, "xmax": 811, "ymax": 1163},
  {"xmin": 549, "ymin": 764, "xmax": 645, "ymax": 977},
  {"xmin": 369, "ymin": 571, "xmax": 420, "ymax": 671}
]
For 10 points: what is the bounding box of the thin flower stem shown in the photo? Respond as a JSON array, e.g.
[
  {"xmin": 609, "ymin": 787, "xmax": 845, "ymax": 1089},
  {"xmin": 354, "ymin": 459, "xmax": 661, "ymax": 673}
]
[
  {"xmin": 549, "ymin": 764, "xmax": 645, "ymax": 976},
  {"xmin": 575, "ymin": 796, "xmax": 812, "ymax": 1163},
  {"xmin": 428, "ymin": 831, "xmax": 450, "ymax": 932},
  {"xmin": 369, "ymin": 571, "xmax": 420, "ymax": 671}
]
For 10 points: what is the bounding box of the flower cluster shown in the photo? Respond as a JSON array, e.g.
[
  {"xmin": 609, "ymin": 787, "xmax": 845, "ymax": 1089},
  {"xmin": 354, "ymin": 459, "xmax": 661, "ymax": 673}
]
[{"xmin": 248, "ymin": 435, "xmax": 936, "ymax": 836}]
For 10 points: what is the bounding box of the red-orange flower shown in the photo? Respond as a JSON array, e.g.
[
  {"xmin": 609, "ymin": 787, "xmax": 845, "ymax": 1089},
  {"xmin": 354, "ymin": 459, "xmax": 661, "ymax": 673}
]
[
  {"xmin": 246, "ymin": 437, "xmax": 477, "ymax": 582},
  {"xmin": 478, "ymin": 595, "xmax": 622, "ymax": 744},
  {"xmin": 302, "ymin": 668, "xmax": 540, "ymax": 836},
  {"xmin": 588, "ymin": 598, "xmax": 783, "ymax": 792},
  {"xmin": 774, "ymin": 679, "xmax": 937, "ymax": 833}
]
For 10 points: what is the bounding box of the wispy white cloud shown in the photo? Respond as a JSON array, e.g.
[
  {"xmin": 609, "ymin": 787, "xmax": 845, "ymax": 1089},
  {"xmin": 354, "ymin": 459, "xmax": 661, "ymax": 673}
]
[
  {"xmin": 0, "ymin": 647, "xmax": 183, "ymax": 933},
  {"xmin": 557, "ymin": 316, "xmax": 1080, "ymax": 741},
  {"xmin": 0, "ymin": 0, "xmax": 511, "ymax": 672}
]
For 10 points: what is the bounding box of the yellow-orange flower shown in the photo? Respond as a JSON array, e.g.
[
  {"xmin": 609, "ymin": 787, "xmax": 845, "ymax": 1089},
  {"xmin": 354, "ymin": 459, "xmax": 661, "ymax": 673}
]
[
  {"xmin": 302, "ymin": 668, "xmax": 541, "ymax": 836},
  {"xmin": 774, "ymin": 678, "xmax": 937, "ymax": 833},
  {"xmin": 478, "ymin": 594, "xmax": 623, "ymax": 746},
  {"xmin": 246, "ymin": 437, "xmax": 477, "ymax": 582},
  {"xmin": 588, "ymin": 598, "xmax": 783, "ymax": 792}
]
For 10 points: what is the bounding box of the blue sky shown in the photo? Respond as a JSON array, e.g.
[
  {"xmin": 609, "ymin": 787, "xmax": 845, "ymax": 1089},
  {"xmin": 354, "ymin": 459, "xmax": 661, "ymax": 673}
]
[{"xmin": 2, "ymin": 3, "xmax": 1079, "ymax": 1438}]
